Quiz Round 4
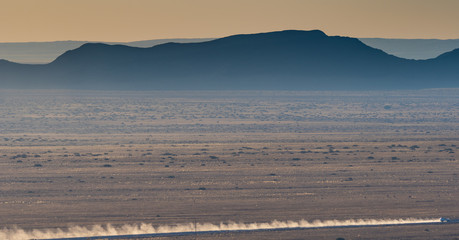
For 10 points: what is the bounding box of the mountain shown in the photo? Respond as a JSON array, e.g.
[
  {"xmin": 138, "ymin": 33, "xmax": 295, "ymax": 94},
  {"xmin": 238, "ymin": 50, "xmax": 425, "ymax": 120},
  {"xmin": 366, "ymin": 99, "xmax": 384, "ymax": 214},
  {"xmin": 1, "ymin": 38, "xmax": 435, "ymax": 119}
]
[
  {"xmin": 3, "ymin": 35, "xmax": 459, "ymax": 64},
  {"xmin": 0, "ymin": 30, "xmax": 458, "ymax": 90},
  {"xmin": 359, "ymin": 38, "xmax": 459, "ymax": 60},
  {"xmin": 0, "ymin": 38, "xmax": 214, "ymax": 64}
]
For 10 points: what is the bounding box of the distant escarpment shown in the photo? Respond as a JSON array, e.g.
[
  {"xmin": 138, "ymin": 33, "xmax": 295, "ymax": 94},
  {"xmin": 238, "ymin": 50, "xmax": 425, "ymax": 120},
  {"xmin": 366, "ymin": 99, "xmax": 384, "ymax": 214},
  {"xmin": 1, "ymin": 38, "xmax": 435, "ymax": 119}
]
[{"xmin": 1, "ymin": 30, "xmax": 458, "ymax": 90}]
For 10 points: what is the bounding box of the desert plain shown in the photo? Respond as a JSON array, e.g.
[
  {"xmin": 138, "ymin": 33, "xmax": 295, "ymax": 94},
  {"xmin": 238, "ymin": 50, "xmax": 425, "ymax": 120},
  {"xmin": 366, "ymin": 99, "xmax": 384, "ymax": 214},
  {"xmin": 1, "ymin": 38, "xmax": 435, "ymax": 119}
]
[{"xmin": 0, "ymin": 89, "xmax": 458, "ymax": 239}]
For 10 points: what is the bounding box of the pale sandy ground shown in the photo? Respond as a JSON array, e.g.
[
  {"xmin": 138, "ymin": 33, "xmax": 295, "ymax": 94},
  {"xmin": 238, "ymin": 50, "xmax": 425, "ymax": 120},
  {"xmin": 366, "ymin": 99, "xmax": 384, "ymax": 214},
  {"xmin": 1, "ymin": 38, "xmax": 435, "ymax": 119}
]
[{"xmin": 0, "ymin": 89, "xmax": 457, "ymax": 239}]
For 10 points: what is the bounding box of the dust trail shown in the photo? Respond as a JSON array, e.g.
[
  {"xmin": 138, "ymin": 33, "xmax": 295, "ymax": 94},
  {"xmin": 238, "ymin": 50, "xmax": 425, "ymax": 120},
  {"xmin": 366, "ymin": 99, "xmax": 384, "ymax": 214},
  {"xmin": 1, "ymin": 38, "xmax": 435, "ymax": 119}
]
[{"xmin": 0, "ymin": 218, "xmax": 441, "ymax": 240}]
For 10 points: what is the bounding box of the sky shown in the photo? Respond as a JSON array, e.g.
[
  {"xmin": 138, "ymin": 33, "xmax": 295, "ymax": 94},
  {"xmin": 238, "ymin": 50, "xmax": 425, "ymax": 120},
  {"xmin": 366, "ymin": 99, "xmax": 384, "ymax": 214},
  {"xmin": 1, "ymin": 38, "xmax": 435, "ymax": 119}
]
[{"xmin": 1, "ymin": 0, "xmax": 459, "ymax": 42}]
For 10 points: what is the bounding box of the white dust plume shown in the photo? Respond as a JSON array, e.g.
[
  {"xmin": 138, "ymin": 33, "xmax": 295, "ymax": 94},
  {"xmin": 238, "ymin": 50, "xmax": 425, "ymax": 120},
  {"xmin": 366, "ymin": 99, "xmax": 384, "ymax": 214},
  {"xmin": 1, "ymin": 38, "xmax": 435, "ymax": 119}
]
[{"xmin": 0, "ymin": 217, "xmax": 441, "ymax": 240}]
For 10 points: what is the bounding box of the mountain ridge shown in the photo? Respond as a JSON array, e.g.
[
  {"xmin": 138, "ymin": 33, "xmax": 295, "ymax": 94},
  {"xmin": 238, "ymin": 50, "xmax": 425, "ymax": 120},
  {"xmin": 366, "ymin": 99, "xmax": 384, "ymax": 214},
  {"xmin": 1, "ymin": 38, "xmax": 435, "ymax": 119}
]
[
  {"xmin": 3, "ymin": 36, "xmax": 459, "ymax": 64},
  {"xmin": 1, "ymin": 30, "xmax": 458, "ymax": 90}
]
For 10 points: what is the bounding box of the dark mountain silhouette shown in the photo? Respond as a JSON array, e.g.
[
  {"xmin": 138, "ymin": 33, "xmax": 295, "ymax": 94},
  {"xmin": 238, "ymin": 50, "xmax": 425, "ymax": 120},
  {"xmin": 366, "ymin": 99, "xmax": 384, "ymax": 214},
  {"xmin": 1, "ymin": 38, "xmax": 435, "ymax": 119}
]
[
  {"xmin": 2, "ymin": 37, "xmax": 458, "ymax": 63},
  {"xmin": 0, "ymin": 30, "xmax": 458, "ymax": 90}
]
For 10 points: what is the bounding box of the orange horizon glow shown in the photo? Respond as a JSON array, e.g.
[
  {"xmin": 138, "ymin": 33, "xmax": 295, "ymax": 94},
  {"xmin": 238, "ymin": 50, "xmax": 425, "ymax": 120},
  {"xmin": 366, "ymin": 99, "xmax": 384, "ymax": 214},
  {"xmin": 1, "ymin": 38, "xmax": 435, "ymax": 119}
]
[{"xmin": 1, "ymin": 0, "xmax": 459, "ymax": 42}]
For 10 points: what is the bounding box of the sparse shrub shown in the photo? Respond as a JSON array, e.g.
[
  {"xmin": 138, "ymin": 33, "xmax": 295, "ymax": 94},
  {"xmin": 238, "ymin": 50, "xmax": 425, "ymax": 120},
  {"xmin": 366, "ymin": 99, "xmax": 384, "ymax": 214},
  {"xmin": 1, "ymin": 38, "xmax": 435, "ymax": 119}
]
[
  {"xmin": 162, "ymin": 152, "xmax": 177, "ymax": 156},
  {"xmin": 17, "ymin": 154, "xmax": 28, "ymax": 159},
  {"xmin": 409, "ymin": 145, "xmax": 420, "ymax": 150}
]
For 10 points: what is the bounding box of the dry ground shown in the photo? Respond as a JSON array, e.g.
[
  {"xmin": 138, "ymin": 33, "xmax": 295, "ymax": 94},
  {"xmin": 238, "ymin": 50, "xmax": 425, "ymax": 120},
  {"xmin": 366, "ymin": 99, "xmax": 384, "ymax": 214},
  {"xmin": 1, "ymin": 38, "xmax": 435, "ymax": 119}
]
[{"xmin": 0, "ymin": 89, "xmax": 458, "ymax": 239}]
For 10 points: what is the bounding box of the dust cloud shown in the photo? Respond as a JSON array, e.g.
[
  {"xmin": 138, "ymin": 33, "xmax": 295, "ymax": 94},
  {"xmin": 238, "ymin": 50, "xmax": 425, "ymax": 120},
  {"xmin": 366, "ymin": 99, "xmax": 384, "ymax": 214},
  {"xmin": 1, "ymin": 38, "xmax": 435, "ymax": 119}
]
[{"xmin": 0, "ymin": 218, "xmax": 440, "ymax": 240}]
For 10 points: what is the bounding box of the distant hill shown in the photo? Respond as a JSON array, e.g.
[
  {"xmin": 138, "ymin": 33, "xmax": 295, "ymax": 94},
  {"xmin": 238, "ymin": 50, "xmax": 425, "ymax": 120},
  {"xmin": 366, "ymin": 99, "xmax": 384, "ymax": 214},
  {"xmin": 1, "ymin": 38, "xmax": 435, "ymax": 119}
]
[
  {"xmin": 0, "ymin": 38, "xmax": 214, "ymax": 64},
  {"xmin": 360, "ymin": 38, "xmax": 459, "ymax": 59},
  {"xmin": 0, "ymin": 30, "xmax": 458, "ymax": 90},
  {"xmin": 3, "ymin": 36, "xmax": 459, "ymax": 64}
]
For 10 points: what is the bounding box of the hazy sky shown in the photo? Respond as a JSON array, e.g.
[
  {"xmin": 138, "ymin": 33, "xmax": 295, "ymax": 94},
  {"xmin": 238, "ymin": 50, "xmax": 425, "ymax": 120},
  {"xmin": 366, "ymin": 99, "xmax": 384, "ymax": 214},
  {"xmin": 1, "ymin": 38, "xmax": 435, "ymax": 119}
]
[{"xmin": 1, "ymin": 0, "xmax": 459, "ymax": 42}]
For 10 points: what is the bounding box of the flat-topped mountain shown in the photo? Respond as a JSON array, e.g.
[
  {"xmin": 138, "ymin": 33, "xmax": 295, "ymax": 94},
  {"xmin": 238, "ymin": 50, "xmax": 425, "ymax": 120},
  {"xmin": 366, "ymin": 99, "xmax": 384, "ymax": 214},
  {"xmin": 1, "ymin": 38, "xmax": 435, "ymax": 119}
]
[{"xmin": 1, "ymin": 30, "xmax": 458, "ymax": 90}]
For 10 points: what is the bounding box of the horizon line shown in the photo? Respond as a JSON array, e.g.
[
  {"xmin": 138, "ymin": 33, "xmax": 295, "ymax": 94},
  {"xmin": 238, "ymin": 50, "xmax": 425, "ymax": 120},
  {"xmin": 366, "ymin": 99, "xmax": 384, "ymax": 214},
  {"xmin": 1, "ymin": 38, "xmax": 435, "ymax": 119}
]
[{"xmin": 1, "ymin": 29, "xmax": 459, "ymax": 43}]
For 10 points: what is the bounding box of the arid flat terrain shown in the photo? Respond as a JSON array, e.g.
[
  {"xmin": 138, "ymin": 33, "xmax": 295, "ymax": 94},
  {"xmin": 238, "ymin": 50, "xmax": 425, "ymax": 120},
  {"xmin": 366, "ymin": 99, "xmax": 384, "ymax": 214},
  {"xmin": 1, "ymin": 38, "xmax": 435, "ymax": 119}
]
[{"xmin": 0, "ymin": 89, "xmax": 458, "ymax": 239}]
